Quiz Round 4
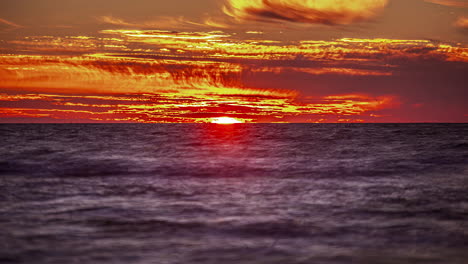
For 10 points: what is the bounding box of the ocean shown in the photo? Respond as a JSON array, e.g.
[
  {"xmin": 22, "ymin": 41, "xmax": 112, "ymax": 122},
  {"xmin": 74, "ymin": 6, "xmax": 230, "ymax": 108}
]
[{"xmin": 0, "ymin": 124, "xmax": 467, "ymax": 264}]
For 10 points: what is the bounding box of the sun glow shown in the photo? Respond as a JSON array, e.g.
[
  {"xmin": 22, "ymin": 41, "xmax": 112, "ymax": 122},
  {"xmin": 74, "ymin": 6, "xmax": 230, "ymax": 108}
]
[{"xmin": 211, "ymin": 117, "xmax": 244, "ymax": 124}]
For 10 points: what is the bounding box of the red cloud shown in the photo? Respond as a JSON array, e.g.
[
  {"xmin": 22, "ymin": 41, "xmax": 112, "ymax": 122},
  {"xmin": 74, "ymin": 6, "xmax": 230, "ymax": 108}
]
[
  {"xmin": 456, "ymin": 16, "xmax": 468, "ymax": 29},
  {"xmin": 0, "ymin": 18, "xmax": 22, "ymax": 30},
  {"xmin": 223, "ymin": 0, "xmax": 389, "ymax": 25},
  {"xmin": 424, "ymin": 0, "xmax": 468, "ymax": 8}
]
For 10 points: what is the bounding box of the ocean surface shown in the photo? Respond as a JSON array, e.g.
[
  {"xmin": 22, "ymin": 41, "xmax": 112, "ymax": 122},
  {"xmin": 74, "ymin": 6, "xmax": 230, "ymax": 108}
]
[{"xmin": 0, "ymin": 124, "xmax": 467, "ymax": 264}]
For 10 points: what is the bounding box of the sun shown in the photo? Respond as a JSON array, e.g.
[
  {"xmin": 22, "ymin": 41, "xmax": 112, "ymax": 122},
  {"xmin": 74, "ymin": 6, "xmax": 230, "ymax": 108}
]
[{"xmin": 211, "ymin": 117, "xmax": 244, "ymax": 124}]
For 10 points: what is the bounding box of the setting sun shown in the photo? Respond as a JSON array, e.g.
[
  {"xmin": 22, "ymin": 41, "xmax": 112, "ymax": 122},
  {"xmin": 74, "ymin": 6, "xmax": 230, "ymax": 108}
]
[{"xmin": 211, "ymin": 117, "xmax": 244, "ymax": 124}]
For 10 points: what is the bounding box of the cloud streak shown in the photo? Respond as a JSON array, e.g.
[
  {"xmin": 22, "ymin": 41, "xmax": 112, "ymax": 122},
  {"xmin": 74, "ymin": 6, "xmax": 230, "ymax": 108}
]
[
  {"xmin": 424, "ymin": 0, "xmax": 468, "ymax": 8},
  {"xmin": 1, "ymin": 28, "xmax": 467, "ymax": 122},
  {"xmin": 99, "ymin": 15, "xmax": 209, "ymax": 29},
  {"xmin": 456, "ymin": 16, "xmax": 468, "ymax": 29},
  {"xmin": 222, "ymin": 0, "xmax": 389, "ymax": 25},
  {"xmin": 0, "ymin": 92, "xmax": 398, "ymax": 123},
  {"xmin": 0, "ymin": 18, "xmax": 22, "ymax": 30}
]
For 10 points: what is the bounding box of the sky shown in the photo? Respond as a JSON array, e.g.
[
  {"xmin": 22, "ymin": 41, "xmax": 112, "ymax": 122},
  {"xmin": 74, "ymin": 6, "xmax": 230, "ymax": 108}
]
[{"xmin": 0, "ymin": 0, "xmax": 467, "ymax": 123}]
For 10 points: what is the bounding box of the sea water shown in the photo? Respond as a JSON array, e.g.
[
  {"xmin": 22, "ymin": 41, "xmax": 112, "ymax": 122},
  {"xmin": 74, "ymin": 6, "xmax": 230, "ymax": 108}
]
[{"xmin": 0, "ymin": 124, "xmax": 467, "ymax": 264}]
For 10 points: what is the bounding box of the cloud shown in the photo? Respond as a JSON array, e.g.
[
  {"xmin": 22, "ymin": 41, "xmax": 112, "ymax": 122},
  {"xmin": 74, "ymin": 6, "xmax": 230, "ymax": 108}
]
[
  {"xmin": 99, "ymin": 15, "xmax": 208, "ymax": 29},
  {"xmin": 222, "ymin": 0, "xmax": 389, "ymax": 25},
  {"xmin": 424, "ymin": 0, "xmax": 468, "ymax": 8},
  {"xmin": 0, "ymin": 91, "xmax": 399, "ymax": 123},
  {"xmin": 99, "ymin": 15, "xmax": 232, "ymax": 30},
  {"xmin": 2, "ymin": 32, "xmax": 467, "ymax": 122},
  {"xmin": 0, "ymin": 18, "xmax": 22, "ymax": 30},
  {"xmin": 0, "ymin": 54, "xmax": 295, "ymax": 99},
  {"xmin": 455, "ymin": 16, "xmax": 468, "ymax": 29}
]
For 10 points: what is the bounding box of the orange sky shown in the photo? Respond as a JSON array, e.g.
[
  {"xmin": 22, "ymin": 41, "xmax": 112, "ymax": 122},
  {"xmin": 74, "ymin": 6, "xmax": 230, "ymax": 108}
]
[{"xmin": 0, "ymin": 0, "xmax": 467, "ymax": 123}]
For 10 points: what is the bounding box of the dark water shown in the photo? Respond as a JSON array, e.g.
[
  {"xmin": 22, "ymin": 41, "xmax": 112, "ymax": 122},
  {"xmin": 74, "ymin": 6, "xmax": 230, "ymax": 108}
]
[{"xmin": 1, "ymin": 124, "xmax": 467, "ymax": 264}]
